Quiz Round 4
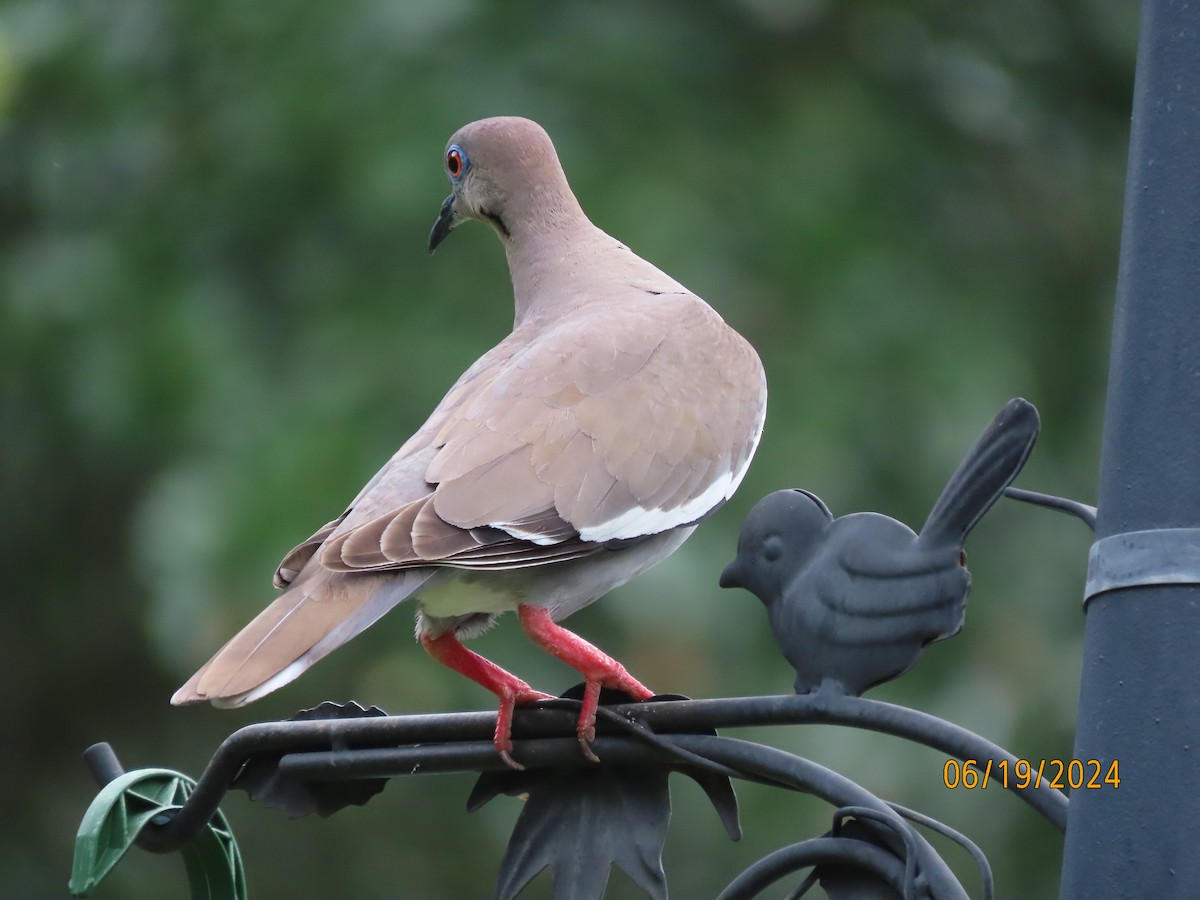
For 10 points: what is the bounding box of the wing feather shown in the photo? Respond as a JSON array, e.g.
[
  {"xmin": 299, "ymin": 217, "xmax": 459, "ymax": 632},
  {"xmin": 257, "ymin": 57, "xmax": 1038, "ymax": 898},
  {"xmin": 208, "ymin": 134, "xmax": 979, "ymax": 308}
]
[{"xmin": 308, "ymin": 291, "xmax": 765, "ymax": 577}]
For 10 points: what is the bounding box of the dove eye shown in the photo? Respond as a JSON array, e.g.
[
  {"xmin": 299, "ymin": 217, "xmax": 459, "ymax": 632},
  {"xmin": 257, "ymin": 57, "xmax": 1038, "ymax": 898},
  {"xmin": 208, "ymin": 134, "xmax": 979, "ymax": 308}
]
[{"xmin": 446, "ymin": 146, "xmax": 466, "ymax": 178}]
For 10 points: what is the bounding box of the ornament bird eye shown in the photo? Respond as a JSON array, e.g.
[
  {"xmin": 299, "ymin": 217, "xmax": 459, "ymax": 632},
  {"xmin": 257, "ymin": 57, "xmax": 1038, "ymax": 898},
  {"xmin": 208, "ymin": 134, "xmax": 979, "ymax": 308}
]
[
  {"xmin": 763, "ymin": 535, "xmax": 785, "ymax": 563},
  {"xmin": 446, "ymin": 146, "xmax": 467, "ymax": 179}
]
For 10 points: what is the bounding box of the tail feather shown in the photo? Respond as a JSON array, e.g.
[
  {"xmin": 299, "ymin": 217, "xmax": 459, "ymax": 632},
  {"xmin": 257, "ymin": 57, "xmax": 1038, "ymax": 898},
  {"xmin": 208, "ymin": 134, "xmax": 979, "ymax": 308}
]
[
  {"xmin": 918, "ymin": 398, "xmax": 1040, "ymax": 548},
  {"xmin": 171, "ymin": 567, "xmax": 435, "ymax": 707}
]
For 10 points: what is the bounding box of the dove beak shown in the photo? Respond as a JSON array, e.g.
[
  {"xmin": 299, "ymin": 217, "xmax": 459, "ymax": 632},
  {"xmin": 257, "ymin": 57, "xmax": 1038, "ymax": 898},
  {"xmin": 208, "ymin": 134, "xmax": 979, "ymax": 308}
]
[
  {"xmin": 719, "ymin": 559, "xmax": 743, "ymax": 590},
  {"xmin": 429, "ymin": 193, "xmax": 461, "ymax": 253}
]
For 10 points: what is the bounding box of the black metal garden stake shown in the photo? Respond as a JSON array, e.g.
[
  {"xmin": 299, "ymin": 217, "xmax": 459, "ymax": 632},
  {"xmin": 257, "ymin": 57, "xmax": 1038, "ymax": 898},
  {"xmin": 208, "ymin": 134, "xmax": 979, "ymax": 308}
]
[{"xmin": 1060, "ymin": 1, "xmax": 1200, "ymax": 896}]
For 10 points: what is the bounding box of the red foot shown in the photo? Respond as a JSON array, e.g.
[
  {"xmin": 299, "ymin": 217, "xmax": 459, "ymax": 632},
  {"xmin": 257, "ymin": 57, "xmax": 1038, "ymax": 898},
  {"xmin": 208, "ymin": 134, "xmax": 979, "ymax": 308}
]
[
  {"xmin": 421, "ymin": 632, "xmax": 553, "ymax": 770},
  {"xmin": 517, "ymin": 604, "xmax": 653, "ymax": 761}
]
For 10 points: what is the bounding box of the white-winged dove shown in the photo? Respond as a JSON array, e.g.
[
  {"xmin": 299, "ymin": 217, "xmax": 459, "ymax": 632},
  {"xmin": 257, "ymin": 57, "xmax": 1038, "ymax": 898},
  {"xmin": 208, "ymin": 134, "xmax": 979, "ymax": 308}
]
[{"xmin": 172, "ymin": 116, "xmax": 768, "ymax": 767}]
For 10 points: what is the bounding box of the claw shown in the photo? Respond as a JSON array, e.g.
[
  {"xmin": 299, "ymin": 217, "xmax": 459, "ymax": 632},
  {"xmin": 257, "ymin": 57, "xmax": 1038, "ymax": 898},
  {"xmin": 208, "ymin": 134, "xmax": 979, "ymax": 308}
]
[
  {"xmin": 575, "ymin": 680, "xmax": 603, "ymax": 762},
  {"xmin": 494, "ymin": 686, "xmax": 555, "ymax": 770},
  {"xmin": 578, "ymin": 734, "xmax": 602, "ymax": 764},
  {"xmin": 498, "ymin": 750, "xmax": 523, "ymax": 770},
  {"xmin": 572, "ymin": 669, "xmax": 653, "ymax": 763}
]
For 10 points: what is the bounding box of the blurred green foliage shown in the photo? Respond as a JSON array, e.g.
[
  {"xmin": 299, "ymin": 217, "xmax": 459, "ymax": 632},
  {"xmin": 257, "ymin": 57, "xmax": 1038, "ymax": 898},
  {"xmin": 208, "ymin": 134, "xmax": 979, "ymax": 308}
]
[{"xmin": 1, "ymin": 1, "xmax": 1134, "ymax": 897}]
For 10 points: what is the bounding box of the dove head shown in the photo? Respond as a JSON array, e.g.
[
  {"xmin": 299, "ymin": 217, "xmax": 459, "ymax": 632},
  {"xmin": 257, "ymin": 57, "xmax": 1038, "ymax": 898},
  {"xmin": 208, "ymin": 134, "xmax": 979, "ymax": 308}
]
[
  {"xmin": 719, "ymin": 489, "xmax": 834, "ymax": 605},
  {"xmin": 429, "ymin": 117, "xmax": 587, "ymax": 253}
]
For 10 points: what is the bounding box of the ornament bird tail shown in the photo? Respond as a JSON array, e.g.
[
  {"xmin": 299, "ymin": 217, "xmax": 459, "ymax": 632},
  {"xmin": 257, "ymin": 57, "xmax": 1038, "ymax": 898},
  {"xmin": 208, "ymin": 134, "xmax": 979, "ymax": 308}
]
[{"xmin": 917, "ymin": 398, "xmax": 1040, "ymax": 549}]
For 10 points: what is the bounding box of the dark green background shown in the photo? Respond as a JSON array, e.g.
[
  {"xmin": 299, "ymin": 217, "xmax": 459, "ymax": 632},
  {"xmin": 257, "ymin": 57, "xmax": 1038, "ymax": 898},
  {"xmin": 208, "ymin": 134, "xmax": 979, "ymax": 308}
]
[{"xmin": 2, "ymin": 1, "xmax": 1132, "ymax": 897}]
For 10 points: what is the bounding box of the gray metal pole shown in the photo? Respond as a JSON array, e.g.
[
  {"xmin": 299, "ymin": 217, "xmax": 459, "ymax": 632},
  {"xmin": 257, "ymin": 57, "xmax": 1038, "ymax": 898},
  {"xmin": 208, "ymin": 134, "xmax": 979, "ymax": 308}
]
[{"xmin": 1061, "ymin": 1, "xmax": 1200, "ymax": 896}]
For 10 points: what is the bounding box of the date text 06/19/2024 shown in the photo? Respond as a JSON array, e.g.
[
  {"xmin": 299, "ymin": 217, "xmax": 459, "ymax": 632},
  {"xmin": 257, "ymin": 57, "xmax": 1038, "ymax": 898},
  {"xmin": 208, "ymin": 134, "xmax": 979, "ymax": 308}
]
[{"xmin": 943, "ymin": 758, "xmax": 1121, "ymax": 791}]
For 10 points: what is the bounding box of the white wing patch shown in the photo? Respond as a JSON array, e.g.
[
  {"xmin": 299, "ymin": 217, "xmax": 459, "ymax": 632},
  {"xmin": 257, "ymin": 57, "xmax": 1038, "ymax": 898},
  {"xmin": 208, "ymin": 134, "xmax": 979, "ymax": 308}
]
[
  {"xmin": 495, "ymin": 523, "xmax": 567, "ymax": 546},
  {"xmin": 577, "ymin": 455, "xmax": 745, "ymax": 542},
  {"xmin": 579, "ymin": 393, "xmax": 764, "ymax": 543}
]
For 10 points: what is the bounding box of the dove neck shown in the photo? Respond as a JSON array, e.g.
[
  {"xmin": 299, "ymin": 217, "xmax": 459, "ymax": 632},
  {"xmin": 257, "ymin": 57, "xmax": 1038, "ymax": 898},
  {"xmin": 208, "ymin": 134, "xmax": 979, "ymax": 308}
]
[{"xmin": 504, "ymin": 213, "xmax": 612, "ymax": 326}]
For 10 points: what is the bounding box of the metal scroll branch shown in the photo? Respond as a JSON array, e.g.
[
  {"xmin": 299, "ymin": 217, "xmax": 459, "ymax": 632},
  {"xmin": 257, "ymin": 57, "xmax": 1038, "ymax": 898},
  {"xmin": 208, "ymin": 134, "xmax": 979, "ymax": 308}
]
[{"xmin": 71, "ymin": 397, "xmax": 1081, "ymax": 899}]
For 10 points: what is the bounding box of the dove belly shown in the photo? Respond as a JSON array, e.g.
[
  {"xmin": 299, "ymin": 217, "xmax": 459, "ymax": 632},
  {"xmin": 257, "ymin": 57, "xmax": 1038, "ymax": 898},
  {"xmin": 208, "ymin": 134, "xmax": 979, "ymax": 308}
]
[
  {"xmin": 415, "ymin": 525, "xmax": 697, "ymax": 623},
  {"xmin": 416, "ymin": 575, "xmax": 523, "ymax": 620},
  {"xmin": 504, "ymin": 525, "xmax": 698, "ymax": 619}
]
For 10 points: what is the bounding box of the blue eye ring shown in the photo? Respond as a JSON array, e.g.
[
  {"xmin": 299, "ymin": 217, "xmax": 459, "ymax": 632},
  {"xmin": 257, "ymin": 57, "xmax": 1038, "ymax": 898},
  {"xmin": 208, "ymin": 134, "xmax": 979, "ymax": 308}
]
[{"xmin": 446, "ymin": 145, "xmax": 467, "ymax": 179}]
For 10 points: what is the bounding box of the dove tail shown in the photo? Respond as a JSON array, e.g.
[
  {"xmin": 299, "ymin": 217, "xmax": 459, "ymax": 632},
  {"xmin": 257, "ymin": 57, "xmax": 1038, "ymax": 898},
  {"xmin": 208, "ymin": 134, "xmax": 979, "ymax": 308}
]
[
  {"xmin": 171, "ymin": 567, "xmax": 433, "ymax": 707},
  {"xmin": 917, "ymin": 398, "xmax": 1040, "ymax": 548}
]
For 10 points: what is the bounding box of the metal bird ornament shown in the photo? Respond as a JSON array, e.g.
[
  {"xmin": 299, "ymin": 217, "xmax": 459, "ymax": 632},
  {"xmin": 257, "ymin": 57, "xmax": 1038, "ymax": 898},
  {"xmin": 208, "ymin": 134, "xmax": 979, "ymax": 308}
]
[
  {"xmin": 720, "ymin": 398, "xmax": 1039, "ymax": 697},
  {"xmin": 172, "ymin": 117, "xmax": 767, "ymax": 768}
]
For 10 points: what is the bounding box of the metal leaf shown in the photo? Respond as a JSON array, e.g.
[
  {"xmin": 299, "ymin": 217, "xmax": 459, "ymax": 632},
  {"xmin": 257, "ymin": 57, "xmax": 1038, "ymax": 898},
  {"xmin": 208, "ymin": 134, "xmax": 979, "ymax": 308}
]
[
  {"xmin": 491, "ymin": 764, "xmax": 671, "ymax": 900},
  {"xmin": 232, "ymin": 701, "xmax": 390, "ymax": 818},
  {"xmin": 469, "ymin": 688, "xmax": 741, "ymax": 899},
  {"xmin": 70, "ymin": 767, "xmax": 246, "ymax": 900}
]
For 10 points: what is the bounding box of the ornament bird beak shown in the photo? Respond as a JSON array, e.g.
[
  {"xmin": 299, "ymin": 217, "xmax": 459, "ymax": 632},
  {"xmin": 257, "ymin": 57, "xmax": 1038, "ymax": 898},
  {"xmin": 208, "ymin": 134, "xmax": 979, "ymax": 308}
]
[{"xmin": 719, "ymin": 559, "xmax": 744, "ymax": 590}]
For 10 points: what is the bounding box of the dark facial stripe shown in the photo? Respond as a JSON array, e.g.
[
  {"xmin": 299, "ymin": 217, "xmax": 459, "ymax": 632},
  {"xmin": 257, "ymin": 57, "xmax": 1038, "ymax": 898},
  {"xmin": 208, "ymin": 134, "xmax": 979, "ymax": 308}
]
[{"xmin": 481, "ymin": 209, "xmax": 511, "ymax": 238}]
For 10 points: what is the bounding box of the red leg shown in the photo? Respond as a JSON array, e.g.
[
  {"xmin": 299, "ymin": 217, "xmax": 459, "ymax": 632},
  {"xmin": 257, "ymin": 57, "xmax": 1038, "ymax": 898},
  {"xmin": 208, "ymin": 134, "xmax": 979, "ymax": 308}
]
[
  {"xmin": 517, "ymin": 604, "xmax": 653, "ymax": 761},
  {"xmin": 421, "ymin": 631, "xmax": 553, "ymax": 770}
]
